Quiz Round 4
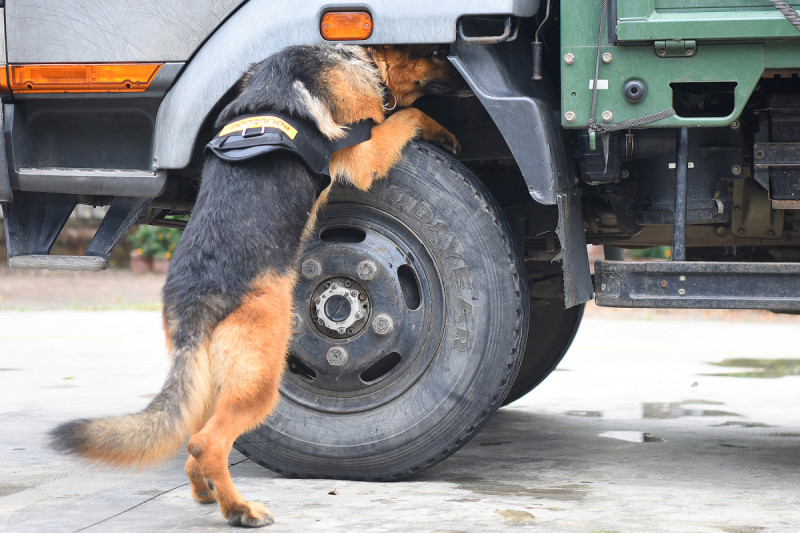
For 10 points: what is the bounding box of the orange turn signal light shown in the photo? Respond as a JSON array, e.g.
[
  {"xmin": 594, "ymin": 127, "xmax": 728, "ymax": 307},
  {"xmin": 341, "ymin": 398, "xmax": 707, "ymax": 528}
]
[
  {"xmin": 6, "ymin": 63, "xmax": 163, "ymax": 93},
  {"xmin": 321, "ymin": 11, "xmax": 373, "ymax": 41},
  {"xmin": 0, "ymin": 67, "xmax": 10, "ymax": 94}
]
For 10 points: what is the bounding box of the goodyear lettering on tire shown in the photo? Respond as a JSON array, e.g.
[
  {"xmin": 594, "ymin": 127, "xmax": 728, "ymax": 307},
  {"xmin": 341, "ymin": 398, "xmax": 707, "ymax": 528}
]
[{"xmin": 386, "ymin": 184, "xmax": 474, "ymax": 352}]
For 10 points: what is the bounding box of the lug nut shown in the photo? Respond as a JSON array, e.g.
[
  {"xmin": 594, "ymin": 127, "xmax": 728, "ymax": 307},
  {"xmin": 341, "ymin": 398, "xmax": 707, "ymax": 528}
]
[
  {"xmin": 372, "ymin": 313, "xmax": 394, "ymax": 336},
  {"xmin": 301, "ymin": 259, "xmax": 322, "ymax": 279},
  {"xmin": 356, "ymin": 260, "xmax": 378, "ymax": 281},
  {"xmin": 326, "ymin": 346, "xmax": 348, "ymax": 366}
]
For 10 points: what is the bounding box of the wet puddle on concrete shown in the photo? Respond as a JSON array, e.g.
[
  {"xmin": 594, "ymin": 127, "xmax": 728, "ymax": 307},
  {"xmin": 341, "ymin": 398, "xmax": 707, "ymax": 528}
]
[
  {"xmin": 479, "ymin": 440, "xmax": 514, "ymax": 447},
  {"xmin": 0, "ymin": 483, "xmax": 33, "ymax": 497},
  {"xmin": 599, "ymin": 431, "xmax": 664, "ymax": 443},
  {"xmin": 450, "ymin": 477, "xmax": 589, "ymax": 501},
  {"xmin": 566, "ymin": 401, "xmax": 741, "ymax": 420},
  {"xmin": 495, "ymin": 509, "xmax": 536, "ymax": 526},
  {"xmin": 704, "ymin": 358, "xmax": 800, "ymax": 378},
  {"xmin": 713, "ymin": 421, "xmax": 772, "ymax": 428}
]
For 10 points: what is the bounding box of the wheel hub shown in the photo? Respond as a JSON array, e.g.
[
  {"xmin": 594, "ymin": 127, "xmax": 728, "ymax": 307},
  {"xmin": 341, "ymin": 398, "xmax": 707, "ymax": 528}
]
[
  {"xmin": 310, "ymin": 277, "xmax": 370, "ymax": 339},
  {"xmin": 284, "ymin": 207, "xmax": 443, "ymax": 412}
]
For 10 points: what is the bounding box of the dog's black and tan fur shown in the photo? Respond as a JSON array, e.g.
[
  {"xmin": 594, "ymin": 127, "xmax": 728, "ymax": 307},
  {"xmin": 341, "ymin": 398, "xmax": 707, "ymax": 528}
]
[{"xmin": 50, "ymin": 44, "xmax": 461, "ymax": 527}]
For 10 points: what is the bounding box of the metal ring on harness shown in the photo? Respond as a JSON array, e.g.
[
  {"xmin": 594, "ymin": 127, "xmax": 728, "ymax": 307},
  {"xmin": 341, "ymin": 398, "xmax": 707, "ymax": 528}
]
[{"xmin": 383, "ymin": 93, "xmax": 397, "ymax": 112}]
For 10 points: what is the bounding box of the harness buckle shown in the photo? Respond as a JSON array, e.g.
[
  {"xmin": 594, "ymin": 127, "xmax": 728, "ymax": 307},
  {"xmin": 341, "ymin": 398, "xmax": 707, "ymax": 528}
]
[{"xmin": 242, "ymin": 124, "xmax": 266, "ymax": 138}]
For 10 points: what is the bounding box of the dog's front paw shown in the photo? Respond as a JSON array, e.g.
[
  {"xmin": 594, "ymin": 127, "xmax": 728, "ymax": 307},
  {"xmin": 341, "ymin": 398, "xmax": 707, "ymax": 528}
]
[
  {"xmin": 225, "ymin": 501, "xmax": 275, "ymax": 528},
  {"xmin": 430, "ymin": 131, "xmax": 461, "ymax": 155},
  {"xmin": 420, "ymin": 122, "xmax": 461, "ymax": 155}
]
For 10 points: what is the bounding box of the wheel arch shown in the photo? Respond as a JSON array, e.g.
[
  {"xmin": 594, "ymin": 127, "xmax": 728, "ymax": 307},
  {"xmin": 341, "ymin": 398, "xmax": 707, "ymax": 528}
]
[
  {"xmin": 449, "ymin": 38, "xmax": 593, "ymax": 307},
  {"xmin": 151, "ymin": 0, "xmax": 539, "ymax": 171}
]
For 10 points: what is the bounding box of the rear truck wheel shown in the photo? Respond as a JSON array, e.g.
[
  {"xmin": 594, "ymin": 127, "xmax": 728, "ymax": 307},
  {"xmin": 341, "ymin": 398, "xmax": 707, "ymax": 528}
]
[
  {"xmin": 502, "ymin": 301, "xmax": 584, "ymax": 406},
  {"xmin": 234, "ymin": 142, "xmax": 529, "ymax": 480}
]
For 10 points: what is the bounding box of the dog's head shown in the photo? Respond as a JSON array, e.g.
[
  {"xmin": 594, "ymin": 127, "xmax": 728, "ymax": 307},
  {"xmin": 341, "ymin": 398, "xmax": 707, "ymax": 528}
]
[{"xmin": 368, "ymin": 45, "xmax": 471, "ymax": 108}]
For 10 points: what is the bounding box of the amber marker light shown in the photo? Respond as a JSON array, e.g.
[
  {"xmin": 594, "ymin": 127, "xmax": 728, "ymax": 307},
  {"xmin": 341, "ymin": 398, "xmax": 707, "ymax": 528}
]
[
  {"xmin": 321, "ymin": 11, "xmax": 373, "ymax": 41},
  {"xmin": 0, "ymin": 66, "xmax": 10, "ymax": 94},
  {"xmin": 7, "ymin": 63, "xmax": 163, "ymax": 93}
]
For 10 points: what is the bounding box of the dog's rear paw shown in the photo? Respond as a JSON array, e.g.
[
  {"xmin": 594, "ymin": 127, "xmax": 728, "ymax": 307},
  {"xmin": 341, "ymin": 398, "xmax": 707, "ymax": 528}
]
[
  {"xmin": 192, "ymin": 489, "xmax": 216, "ymax": 504},
  {"xmin": 225, "ymin": 502, "xmax": 275, "ymax": 528}
]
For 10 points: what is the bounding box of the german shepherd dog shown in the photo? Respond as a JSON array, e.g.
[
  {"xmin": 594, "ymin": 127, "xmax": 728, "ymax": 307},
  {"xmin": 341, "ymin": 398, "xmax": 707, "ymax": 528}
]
[{"xmin": 51, "ymin": 44, "xmax": 462, "ymax": 527}]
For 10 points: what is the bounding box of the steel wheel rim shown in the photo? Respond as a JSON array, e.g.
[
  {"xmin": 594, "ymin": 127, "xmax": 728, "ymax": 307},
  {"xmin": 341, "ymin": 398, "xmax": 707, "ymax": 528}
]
[{"xmin": 283, "ymin": 202, "xmax": 445, "ymax": 414}]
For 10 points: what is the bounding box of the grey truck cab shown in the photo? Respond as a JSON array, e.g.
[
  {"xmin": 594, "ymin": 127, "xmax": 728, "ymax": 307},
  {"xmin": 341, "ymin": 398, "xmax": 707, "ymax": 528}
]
[{"xmin": 3, "ymin": 1, "xmax": 800, "ymax": 479}]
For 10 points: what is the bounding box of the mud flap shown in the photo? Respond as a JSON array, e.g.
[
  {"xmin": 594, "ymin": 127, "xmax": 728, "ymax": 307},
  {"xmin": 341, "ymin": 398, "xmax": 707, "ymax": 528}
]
[{"xmin": 555, "ymin": 189, "xmax": 594, "ymax": 308}]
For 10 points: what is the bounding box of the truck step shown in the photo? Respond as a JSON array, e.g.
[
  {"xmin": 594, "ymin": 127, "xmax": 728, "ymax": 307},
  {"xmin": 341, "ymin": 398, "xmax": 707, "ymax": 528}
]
[
  {"xmin": 8, "ymin": 255, "xmax": 108, "ymax": 271},
  {"xmin": 594, "ymin": 260, "xmax": 800, "ymax": 311},
  {"xmin": 15, "ymin": 168, "xmax": 166, "ymax": 198}
]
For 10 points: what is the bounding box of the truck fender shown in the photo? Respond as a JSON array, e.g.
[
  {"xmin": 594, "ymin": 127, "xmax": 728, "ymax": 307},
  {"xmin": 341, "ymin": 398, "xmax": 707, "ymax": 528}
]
[
  {"xmin": 151, "ymin": 0, "xmax": 538, "ymax": 170},
  {"xmin": 449, "ymin": 39, "xmax": 593, "ymax": 307}
]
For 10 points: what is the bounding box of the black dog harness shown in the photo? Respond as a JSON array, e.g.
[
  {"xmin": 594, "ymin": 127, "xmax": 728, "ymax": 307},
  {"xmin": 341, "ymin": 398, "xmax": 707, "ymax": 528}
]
[{"xmin": 206, "ymin": 112, "xmax": 374, "ymax": 191}]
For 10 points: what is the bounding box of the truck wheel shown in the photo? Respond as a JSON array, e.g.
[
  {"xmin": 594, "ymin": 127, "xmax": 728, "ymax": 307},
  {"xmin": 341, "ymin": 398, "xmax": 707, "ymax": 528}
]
[
  {"xmin": 502, "ymin": 301, "xmax": 584, "ymax": 406},
  {"xmin": 234, "ymin": 142, "xmax": 528, "ymax": 480}
]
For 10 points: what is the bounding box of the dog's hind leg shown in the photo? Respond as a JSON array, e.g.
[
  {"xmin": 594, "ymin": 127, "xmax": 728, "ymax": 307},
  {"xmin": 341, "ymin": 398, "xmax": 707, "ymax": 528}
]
[
  {"xmin": 163, "ymin": 312, "xmax": 216, "ymax": 505},
  {"xmin": 185, "ymin": 455, "xmax": 216, "ymax": 503},
  {"xmin": 186, "ymin": 273, "xmax": 293, "ymax": 528}
]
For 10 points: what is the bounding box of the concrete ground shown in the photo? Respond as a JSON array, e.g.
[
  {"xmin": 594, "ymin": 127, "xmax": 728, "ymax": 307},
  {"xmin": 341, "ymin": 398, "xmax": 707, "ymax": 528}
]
[{"xmin": 1, "ymin": 271, "xmax": 799, "ymax": 532}]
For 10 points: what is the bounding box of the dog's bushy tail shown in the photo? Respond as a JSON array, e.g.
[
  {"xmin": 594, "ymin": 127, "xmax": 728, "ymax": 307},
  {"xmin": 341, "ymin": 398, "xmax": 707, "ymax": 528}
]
[{"xmin": 49, "ymin": 344, "xmax": 212, "ymax": 467}]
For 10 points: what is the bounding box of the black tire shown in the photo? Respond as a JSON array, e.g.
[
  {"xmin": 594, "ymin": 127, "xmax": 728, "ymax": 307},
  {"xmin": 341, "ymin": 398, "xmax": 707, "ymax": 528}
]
[
  {"xmin": 502, "ymin": 301, "xmax": 584, "ymax": 406},
  {"xmin": 234, "ymin": 142, "xmax": 528, "ymax": 480}
]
